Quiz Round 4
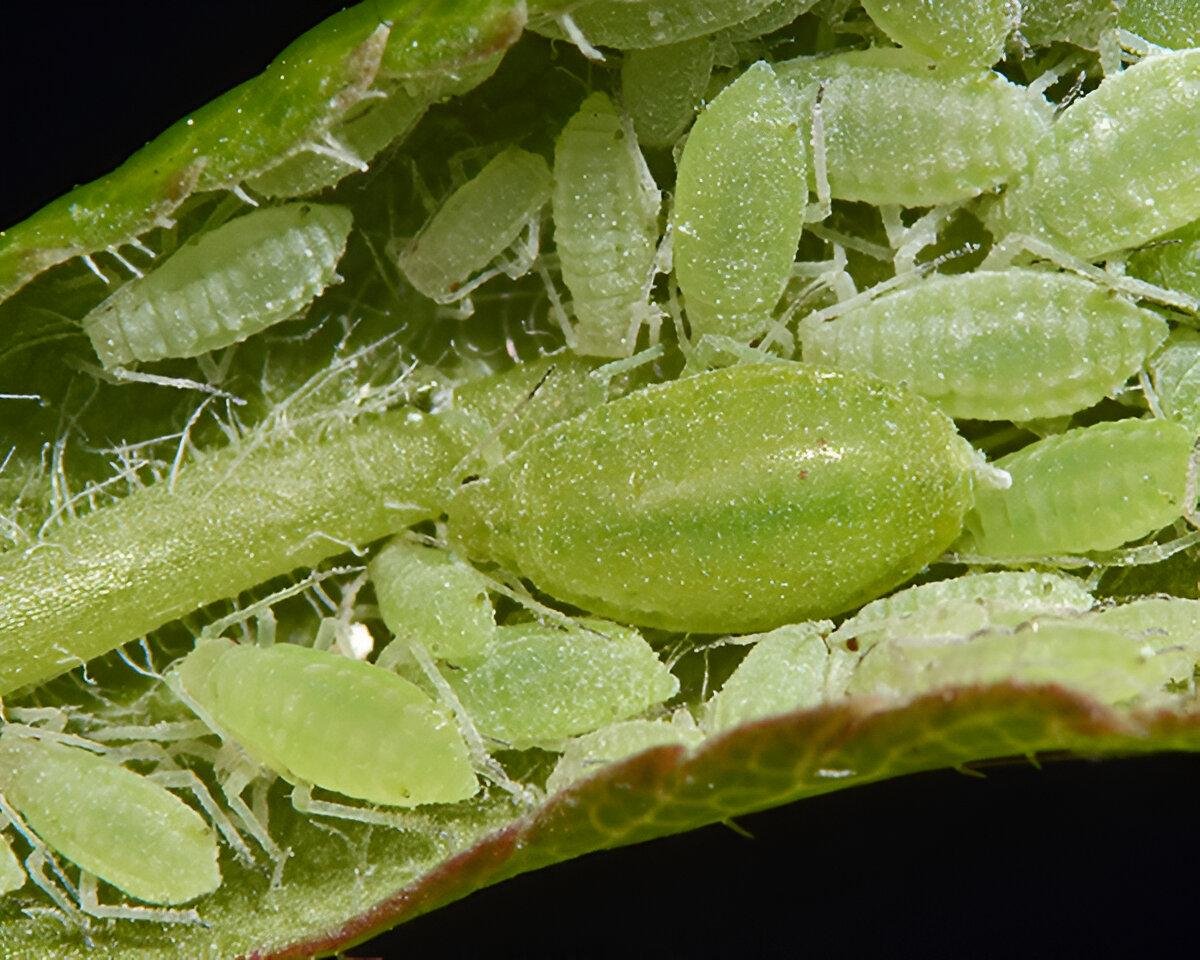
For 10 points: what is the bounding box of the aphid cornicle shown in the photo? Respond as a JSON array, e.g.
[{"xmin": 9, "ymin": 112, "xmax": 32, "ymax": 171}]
[
  {"xmin": 859, "ymin": 0, "xmax": 1015, "ymax": 66},
  {"xmin": 674, "ymin": 61, "xmax": 808, "ymax": 342},
  {"xmin": 992, "ymin": 49, "xmax": 1200, "ymax": 260},
  {"xmin": 961, "ymin": 418, "xmax": 1197, "ymax": 558},
  {"xmin": 448, "ymin": 362, "xmax": 978, "ymax": 635},
  {"xmin": 82, "ymin": 203, "xmax": 353, "ymax": 367},
  {"xmin": 396, "ymin": 146, "xmax": 552, "ymax": 306},
  {"xmin": 172, "ymin": 638, "xmax": 478, "ymax": 808},
  {"xmin": 800, "ymin": 270, "xmax": 1168, "ymax": 421},
  {"xmin": 552, "ymin": 92, "xmax": 662, "ymax": 357},
  {"xmin": 0, "ymin": 732, "xmax": 220, "ymax": 918},
  {"xmin": 776, "ymin": 48, "xmax": 1051, "ymax": 207}
]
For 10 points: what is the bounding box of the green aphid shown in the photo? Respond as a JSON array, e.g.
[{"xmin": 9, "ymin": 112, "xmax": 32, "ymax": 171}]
[
  {"xmin": 173, "ymin": 638, "xmax": 478, "ymax": 807},
  {"xmin": 1128, "ymin": 221, "xmax": 1200, "ymax": 304},
  {"xmin": 446, "ymin": 620, "xmax": 678, "ymax": 750},
  {"xmin": 620, "ymin": 38, "xmax": 715, "ymax": 149},
  {"xmin": 961, "ymin": 418, "xmax": 1197, "ymax": 558},
  {"xmin": 993, "ymin": 50, "xmax": 1200, "ymax": 260},
  {"xmin": 82, "ymin": 203, "xmax": 353, "ymax": 367},
  {"xmin": 801, "ymin": 270, "xmax": 1167, "ymax": 421},
  {"xmin": 0, "ymin": 732, "xmax": 220, "ymax": 923},
  {"xmin": 1118, "ymin": 0, "xmax": 1200, "ymax": 49},
  {"xmin": 861, "ymin": 0, "xmax": 1016, "ymax": 67},
  {"xmin": 777, "ymin": 48, "xmax": 1050, "ymax": 207},
  {"xmin": 1149, "ymin": 330, "xmax": 1200, "ymax": 433},
  {"xmin": 703, "ymin": 621, "xmax": 838, "ymax": 733},
  {"xmin": 546, "ymin": 714, "xmax": 705, "ymax": 793},
  {"xmin": 674, "ymin": 61, "xmax": 808, "ymax": 342},
  {"xmin": 449, "ymin": 362, "xmax": 978, "ymax": 634},
  {"xmin": 370, "ymin": 536, "xmax": 496, "ymax": 667}
]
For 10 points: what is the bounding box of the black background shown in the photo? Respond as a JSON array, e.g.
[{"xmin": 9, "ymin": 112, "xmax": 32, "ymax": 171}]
[{"xmin": 1, "ymin": 4, "xmax": 1196, "ymax": 958}]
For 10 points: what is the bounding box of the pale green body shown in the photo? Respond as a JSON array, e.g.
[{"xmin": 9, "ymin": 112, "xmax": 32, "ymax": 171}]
[
  {"xmin": 847, "ymin": 619, "xmax": 1180, "ymax": 705},
  {"xmin": 1092, "ymin": 597, "xmax": 1200, "ymax": 682},
  {"xmin": 447, "ymin": 620, "xmax": 678, "ymax": 749},
  {"xmin": 963, "ymin": 419, "xmax": 1196, "ymax": 557},
  {"xmin": 861, "ymin": 0, "xmax": 1014, "ymax": 66},
  {"xmin": 674, "ymin": 62, "xmax": 808, "ymax": 341},
  {"xmin": 1151, "ymin": 330, "xmax": 1200, "ymax": 432},
  {"xmin": 620, "ymin": 38, "xmax": 714, "ymax": 149},
  {"xmin": 994, "ymin": 50, "xmax": 1200, "ymax": 259},
  {"xmin": 449, "ymin": 363, "xmax": 976, "ymax": 634},
  {"xmin": 1017, "ymin": 0, "xmax": 1118, "ymax": 48},
  {"xmin": 534, "ymin": 0, "xmax": 779, "ymax": 49},
  {"xmin": 0, "ymin": 735, "xmax": 220, "ymax": 904},
  {"xmin": 777, "ymin": 49, "xmax": 1050, "ymax": 206},
  {"xmin": 801, "ymin": 270, "xmax": 1167, "ymax": 421},
  {"xmin": 553, "ymin": 93, "xmax": 661, "ymax": 357},
  {"xmin": 397, "ymin": 146, "xmax": 551, "ymax": 302},
  {"xmin": 370, "ymin": 537, "xmax": 496, "ymax": 667},
  {"xmin": 82, "ymin": 203, "xmax": 352, "ymax": 367},
  {"xmin": 703, "ymin": 621, "xmax": 835, "ymax": 732},
  {"xmin": 175, "ymin": 639, "xmax": 477, "ymax": 806},
  {"xmin": 1119, "ymin": 0, "xmax": 1200, "ymax": 48},
  {"xmin": 718, "ymin": 0, "xmax": 820, "ymax": 42},
  {"xmin": 546, "ymin": 716, "xmax": 704, "ymax": 793}
]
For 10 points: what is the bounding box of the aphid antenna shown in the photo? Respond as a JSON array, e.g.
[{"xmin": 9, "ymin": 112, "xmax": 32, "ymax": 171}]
[
  {"xmin": 555, "ymin": 13, "xmax": 606, "ymax": 62},
  {"xmin": 807, "ymin": 80, "xmax": 832, "ymax": 225},
  {"xmin": 197, "ymin": 566, "xmax": 358, "ymax": 642}
]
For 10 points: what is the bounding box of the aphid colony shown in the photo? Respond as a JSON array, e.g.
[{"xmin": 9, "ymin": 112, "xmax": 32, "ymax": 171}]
[{"xmin": 10, "ymin": 0, "xmax": 1200, "ymax": 933}]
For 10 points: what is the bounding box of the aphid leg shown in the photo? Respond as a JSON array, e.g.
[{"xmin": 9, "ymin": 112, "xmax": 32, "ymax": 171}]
[
  {"xmin": 76, "ymin": 871, "xmax": 206, "ymax": 926},
  {"xmin": 217, "ymin": 756, "xmax": 288, "ymax": 885},
  {"xmin": 148, "ymin": 769, "xmax": 256, "ymax": 867},
  {"xmin": 289, "ymin": 782, "xmax": 443, "ymax": 834},
  {"xmin": 23, "ymin": 851, "xmax": 90, "ymax": 941},
  {"xmin": 892, "ymin": 202, "xmax": 965, "ymax": 275},
  {"xmin": 805, "ymin": 81, "xmax": 832, "ymax": 225},
  {"xmin": 1098, "ymin": 27, "xmax": 1123, "ymax": 77},
  {"xmin": 497, "ymin": 217, "xmax": 541, "ymax": 281},
  {"xmin": 79, "ymin": 254, "xmax": 111, "ymax": 285},
  {"xmin": 555, "ymin": 13, "xmax": 605, "ymax": 62},
  {"xmin": 590, "ymin": 343, "xmax": 667, "ymax": 392},
  {"xmin": 406, "ymin": 638, "xmax": 538, "ymax": 806},
  {"xmin": 534, "ymin": 260, "xmax": 576, "ymax": 345},
  {"xmin": 684, "ymin": 335, "xmax": 784, "ymax": 374},
  {"xmin": 1140, "ymin": 370, "xmax": 1166, "ymax": 420}
]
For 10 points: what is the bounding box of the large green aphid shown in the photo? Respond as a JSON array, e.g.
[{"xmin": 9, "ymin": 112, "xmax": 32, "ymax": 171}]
[
  {"xmin": 552, "ymin": 92, "xmax": 662, "ymax": 357},
  {"xmin": 860, "ymin": 0, "xmax": 1015, "ymax": 66},
  {"xmin": 82, "ymin": 203, "xmax": 353, "ymax": 368},
  {"xmin": 674, "ymin": 61, "xmax": 808, "ymax": 342},
  {"xmin": 449, "ymin": 362, "xmax": 978, "ymax": 634},
  {"xmin": 172, "ymin": 638, "xmax": 478, "ymax": 809},
  {"xmin": 445, "ymin": 619, "xmax": 678, "ymax": 749},
  {"xmin": 961, "ymin": 418, "xmax": 1197, "ymax": 558},
  {"xmin": 993, "ymin": 49, "xmax": 1200, "ymax": 260},
  {"xmin": 776, "ymin": 48, "xmax": 1050, "ymax": 207},
  {"xmin": 0, "ymin": 731, "xmax": 220, "ymax": 924},
  {"xmin": 800, "ymin": 270, "xmax": 1168, "ymax": 421}
]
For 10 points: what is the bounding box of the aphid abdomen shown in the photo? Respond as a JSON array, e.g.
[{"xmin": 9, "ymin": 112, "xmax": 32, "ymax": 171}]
[
  {"xmin": 397, "ymin": 146, "xmax": 551, "ymax": 303},
  {"xmin": 83, "ymin": 204, "xmax": 353, "ymax": 367},
  {"xmin": 992, "ymin": 50, "xmax": 1200, "ymax": 259},
  {"xmin": 1118, "ymin": 0, "xmax": 1200, "ymax": 49},
  {"xmin": 553, "ymin": 93, "xmax": 661, "ymax": 357},
  {"xmin": 801, "ymin": 270, "xmax": 1168, "ymax": 420},
  {"xmin": 0, "ymin": 735, "xmax": 219, "ymax": 905},
  {"xmin": 777, "ymin": 49, "xmax": 1051, "ymax": 207},
  {"xmin": 860, "ymin": 0, "xmax": 1015, "ymax": 66},
  {"xmin": 546, "ymin": 715, "xmax": 704, "ymax": 793},
  {"xmin": 674, "ymin": 61, "xmax": 808, "ymax": 342},
  {"xmin": 446, "ymin": 620, "xmax": 678, "ymax": 749},
  {"xmin": 176, "ymin": 640, "xmax": 477, "ymax": 807},
  {"xmin": 962, "ymin": 418, "xmax": 1195, "ymax": 557},
  {"xmin": 533, "ymin": 0, "xmax": 778, "ymax": 50},
  {"xmin": 620, "ymin": 38, "xmax": 714, "ymax": 149},
  {"xmin": 449, "ymin": 363, "xmax": 977, "ymax": 635}
]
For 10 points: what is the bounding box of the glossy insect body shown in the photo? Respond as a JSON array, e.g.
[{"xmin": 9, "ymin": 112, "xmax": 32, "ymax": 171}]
[
  {"xmin": 860, "ymin": 0, "xmax": 1015, "ymax": 66},
  {"xmin": 0, "ymin": 732, "xmax": 220, "ymax": 908},
  {"xmin": 777, "ymin": 49, "xmax": 1050, "ymax": 206},
  {"xmin": 961, "ymin": 418, "xmax": 1196, "ymax": 557},
  {"xmin": 446, "ymin": 620, "xmax": 678, "ymax": 749},
  {"xmin": 620, "ymin": 38, "xmax": 714, "ymax": 149},
  {"xmin": 801, "ymin": 270, "xmax": 1168, "ymax": 420},
  {"xmin": 553, "ymin": 93, "xmax": 662, "ymax": 357},
  {"xmin": 674, "ymin": 62, "xmax": 808, "ymax": 342},
  {"xmin": 82, "ymin": 203, "xmax": 353, "ymax": 367},
  {"xmin": 534, "ymin": 0, "xmax": 779, "ymax": 50},
  {"xmin": 993, "ymin": 49, "xmax": 1200, "ymax": 259},
  {"xmin": 449, "ymin": 363, "xmax": 977, "ymax": 634},
  {"xmin": 173, "ymin": 639, "xmax": 477, "ymax": 806},
  {"xmin": 397, "ymin": 146, "xmax": 551, "ymax": 304}
]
